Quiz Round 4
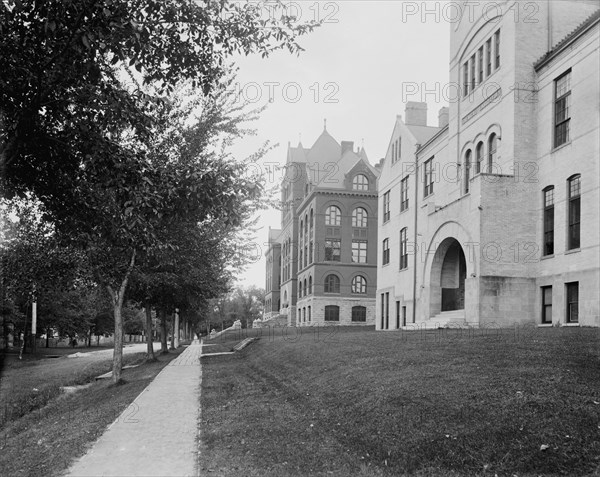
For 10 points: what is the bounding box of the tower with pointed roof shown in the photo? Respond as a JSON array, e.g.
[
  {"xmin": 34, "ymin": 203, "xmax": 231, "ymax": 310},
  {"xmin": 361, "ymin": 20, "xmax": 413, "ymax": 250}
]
[{"xmin": 264, "ymin": 126, "xmax": 380, "ymax": 326}]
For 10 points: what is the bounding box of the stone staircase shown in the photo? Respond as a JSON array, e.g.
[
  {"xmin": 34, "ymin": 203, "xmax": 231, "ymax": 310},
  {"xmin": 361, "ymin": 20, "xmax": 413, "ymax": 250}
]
[{"xmin": 404, "ymin": 310, "xmax": 469, "ymax": 330}]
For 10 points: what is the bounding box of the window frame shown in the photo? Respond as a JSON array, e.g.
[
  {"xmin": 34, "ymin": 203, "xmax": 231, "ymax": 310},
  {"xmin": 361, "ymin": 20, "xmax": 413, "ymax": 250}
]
[
  {"xmin": 351, "ymin": 275, "xmax": 367, "ymax": 294},
  {"xmin": 565, "ymin": 282, "xmax": 579, "ymax": 323},
  {"xmin": 352, "ymin": 207, "xmax": 368, "ymax": 228},
  {"xmin": 351, "ymin": 240, "xmax": 367, "ymax": 264},
  {"xmin": 325, "ymin": 205, "xmax": 342, "ymax": 226},
  {"xmin": 567, "ymin": 175, "xmax": 580, "ymax": 250},
  {"xmin": 554, "ymin": 69, "xmax": 572, "ymax": 148},
  {"xmin": 383, "ymin": 191, "xmax": 390, "ymax": 222},
  {"xmin": 543, "ymin": 186, "xmax": 555, "ymax": 256},
  {"xmin": 352, "ymin": 174, "xmax": 369, "ymax": 191},
  {"xmin": 382, "ymin": 238, "xmax": 390, "ymax": 266},
  {"xmin": 324, "ymin": 274, "xmax": 340, "ymax": 294},
  {"xmin": 399, "ymin": 228, "xmax": 408, "ymax": 270},
  {"xmin": 400, "ymin": 176, "xmax": 409, "ymax": 212},
  {"xmin": 351, "ymin": 306, "xmax": 367, "ymax": 322},
  {"xmin": 325, "ymin": 305, "xmax": 340, "ymax": 322},
  {"xmin": 324, "ymin": 239, "xmax": 341, "ymax": 262},
  {"xmin": 424, "ymin": 158, "xmax": 434, "ymax": 197},
  {"xmin": 541, "ymin": 286, "xmax": 552, "ymax": 324}
]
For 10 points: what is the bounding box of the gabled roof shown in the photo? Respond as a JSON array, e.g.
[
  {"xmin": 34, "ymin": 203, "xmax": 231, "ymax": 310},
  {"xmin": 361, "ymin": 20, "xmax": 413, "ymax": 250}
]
[
  {"xmin": 535, "ymin": 9, "xmax": 600, "ymax": 70},
  {"xmin": 306, "ymin": 129, "xmax": 341, "ymax": 167},
  {"xmin": 406, "ymin": 124, "xmax": 442, "ymax": 146},
  {"xmin": 286, "ymin": 142, "xmax": 308, "ymax": 163}
]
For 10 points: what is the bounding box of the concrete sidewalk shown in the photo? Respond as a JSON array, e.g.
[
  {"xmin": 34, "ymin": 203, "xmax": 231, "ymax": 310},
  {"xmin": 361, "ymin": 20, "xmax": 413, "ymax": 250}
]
[{"xmin": 66, "ymin": 340, "xmax": 203, "ymax": 477}]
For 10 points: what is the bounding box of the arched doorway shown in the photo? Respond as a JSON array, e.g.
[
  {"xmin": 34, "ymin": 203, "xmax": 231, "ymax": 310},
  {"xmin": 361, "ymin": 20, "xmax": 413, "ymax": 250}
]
[{"xmin": 429, "ymin": 238, "xmax": 467, "ymax": 316}]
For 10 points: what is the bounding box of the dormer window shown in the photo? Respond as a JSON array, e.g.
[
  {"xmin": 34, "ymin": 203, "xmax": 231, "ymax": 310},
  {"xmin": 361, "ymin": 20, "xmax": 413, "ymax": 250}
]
[{"xmin": 352, "ymin": 174, "xmax": 369, "ymax": 191}]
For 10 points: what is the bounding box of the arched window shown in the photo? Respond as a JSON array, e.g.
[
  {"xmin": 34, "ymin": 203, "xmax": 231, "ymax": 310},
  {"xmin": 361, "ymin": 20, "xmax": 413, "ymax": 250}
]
[
  {"xmin": 351, "ymin": 275, "xmax": 367, "ymax": 294},
  {"xmin": 352, "ymin": 207, "xmax": 368, "ymax": 227},
  {"xmin": 464, "ymin": 149, "xmax": 472, "ymax": 193},
  {"xmin": 309, "ymin": 276, "xmax": 312, "ymax": 294},
  {"xmin": 300, "ymin": 220, "xmax": 303, "ymax": 241},
  {"xmin": 476, "ymin": 142, "xmax": 484, "ymax": 173},
  {"xmin": 283, "ymin": 291, "xmax": 287, "ymax": 303},
  {"xmin": 488, "ymin": 133, "xmax": 497, "ymax": 173},
  {"xmin": 303, "ymin": 278, "xmax": 307, "ymax": 296},
  {"xmin": 325, "ymin": 305, "xmax": 340, "ymax": 321},
  {"xmin": 303, "ymin": 307, "xmax": 306, "ymax": 322},
  {"xmin": 352, "ymin": 174, "xmax": 369, "ymax": 191},
  {"xmin": 325, "ymin": 206, "xmax": 341, "ymax": 226},
  {"xmin": 304, "ymin": 215, "xmax": 308, "ymax": 235},
  {"xmin": 324, "ymin": 274, "xmax": 340, "ymax": 293}
]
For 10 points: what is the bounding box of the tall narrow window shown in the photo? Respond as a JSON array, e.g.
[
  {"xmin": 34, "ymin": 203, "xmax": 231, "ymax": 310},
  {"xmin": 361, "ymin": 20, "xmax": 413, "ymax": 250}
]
[
  {"xmin": 304, "ymin": 245, "xmax": 307, "ymax": 267},
  {"xmin": 554, "ymin": 70, "xmax": 571, "ymax": 148},
  {"xmin": 396, "ymin": 301, "xmax": 400, "ymax": 329},
  {"xmin": 400, "ymin": 176, "xmax": 409, "ymax": 212},
  {"xmin": 324, "ymin": 274, "xmax": 340, "ymax": 293},
  {"xmin": 470, "ymin": 54, "xmax": 476, "ymax": 90},
  {"xmin": 494, "ymin": 30, "xmax": 500, "ymax": 69},
  {"xmin": 488, "ymin": 134, "xmax": 497, "ymax": 173},
  {"xmin": 566, "ymin": 282, "xmax": 579, "ymax": 323},
  {"xmin": 541, "ymin": 286, "xmax": 552, "ymax": 324},
  {"xmin": 310, "ymin": 209, "xmax": 314, "ymax": 232},
  {"xmin": 325, "ymin": 206, "xmax": 341, "ymax": 226},
  {"xmin": 309, "ymin": 241, "xmax": 313, "ymax": 263},
  {"xmin": 380, "ymin": 293, "xmax": 385, "ymax": 329},
  {"xmin": 397, "ymin": 138, "xmax": 401, "ymax": 160},
  {"xmin": 385, "ymin": 292, "xmax": 389, "ymax": 329},
  {"xmin": 399, "ymin": 228, "xmax": 408, "ymax": 270},
  {"xmin": 478, "ymin": 46, "xmax": 484, "ymax": 84},
  {"xmin": 476, "ymin": 142, "xmax": 484, "ymax": 173},
  {"xmin": 391, "ymin": 142, "xmax": 396, "ymax": 164},
  {"xmin": 352, "ymin": 241, "xmax": 367, "ymax": 263},
  {"xmin": 424, "ymin": 158, "xmax": 434, "ymax": 197},
  {"xmin": 383, "ymin": 191, "xmax": 390, "ymax": 222},
  {"xmin": 382, "ymin": 238, "xmax": 390, "ymax": 265},
  {"xmin": 308, "ymin": 276, "xmax": 312, "ymax": 294},
  {"xmin": 353, "ymin": 174, "xmax": 369, "ymax": 191},
  {"xmin": 568, "ymin": 175, "xmax": 580, "ymax": 250},
  {"xmin": 325, "ymin": 305, "xmax": 339, "ymax": 321},
  {"xmin": 325, "ymin": 239, "xmax": 341, "ymax": 261},
  {"xmin": 486, "ymin": 38, "xmax": 492, "ymax": 76},
  {"xmin": 464, "ymin": 150, "xmax": 472, "ymax": 193},
  {"xmin": 543, "ymin": 186, "xmax": 554, "ymax": 256},
  {"xmin": 402, "ymin": 306, "xmax": 407, "ymax": 327},
  {"xmin": 463, "ymin": 62, "xmax": 469, "ymax": 96},
  {"xmin": 352, "ymin": 207, "xmax": 368, "ymax": 227},
  {"xmin": 308, "ymin": 306, "xmax": 311, "ymax": 322}
]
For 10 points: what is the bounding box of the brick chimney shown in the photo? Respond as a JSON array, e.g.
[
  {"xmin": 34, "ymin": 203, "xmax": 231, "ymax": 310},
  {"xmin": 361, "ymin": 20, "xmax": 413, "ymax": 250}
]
[
  {"xmin": 438, "ymin": 107, "xmax": 449, "ymax": 128},
  {"xmin": 341, "ymin": 141, "xmax": 354, "ymax": 156},
  {"xmin": 405, "ymin": 102, "xmax": 428, "ymax": 126}
]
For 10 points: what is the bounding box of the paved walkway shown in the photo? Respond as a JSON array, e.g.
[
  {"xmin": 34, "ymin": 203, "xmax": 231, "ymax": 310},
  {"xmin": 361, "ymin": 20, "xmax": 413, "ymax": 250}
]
[{"xmin": 66, "ymin": 340, "xmax": 203, "ymax": 477}]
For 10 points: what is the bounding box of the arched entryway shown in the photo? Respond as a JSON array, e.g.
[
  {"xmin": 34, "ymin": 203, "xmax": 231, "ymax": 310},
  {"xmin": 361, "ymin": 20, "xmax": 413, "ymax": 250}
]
[{"xmin": 429, "ymin": 238, "xmax": 467, "ymax": 316}]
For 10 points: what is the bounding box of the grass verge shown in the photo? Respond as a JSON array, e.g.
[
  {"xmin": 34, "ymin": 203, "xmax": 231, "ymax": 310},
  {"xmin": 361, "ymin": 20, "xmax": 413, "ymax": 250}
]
[
  {"xmin": 199, "ymin": 326, "xmax": 600, "ymax": 476},
  {"xmin": 0, "ymin": 347, "xmax": 183, "ymax": 477}
]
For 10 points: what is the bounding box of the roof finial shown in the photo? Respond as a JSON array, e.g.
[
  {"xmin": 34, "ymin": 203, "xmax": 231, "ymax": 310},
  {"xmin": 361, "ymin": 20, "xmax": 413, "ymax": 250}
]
[{"xmin": 323, "ymin": 118, "xmax": 327, "ymax": 131}]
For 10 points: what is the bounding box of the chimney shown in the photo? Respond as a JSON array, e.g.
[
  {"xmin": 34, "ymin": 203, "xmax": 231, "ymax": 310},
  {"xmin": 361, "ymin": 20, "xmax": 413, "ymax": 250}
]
[
  {"xmin": 375, "ymin": 158, "xmax": 384, "ymax": 170},
  {"xmin": 341, "ymin": 141, "xmax": 354, "ymax": 156},
  {"xmin": 438, "ymin": 107, "xmax": 449, "ymax": 128},
  {"xmin": 405, "ymin": 102, "xmax": 428, "ymax": 126}
]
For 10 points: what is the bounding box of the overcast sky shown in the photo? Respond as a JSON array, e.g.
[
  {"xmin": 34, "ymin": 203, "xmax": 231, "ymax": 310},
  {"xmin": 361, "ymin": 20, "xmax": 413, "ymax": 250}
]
[{"xmin": 230, "ymin": 1, "xmax": 451, "ymax": 287}]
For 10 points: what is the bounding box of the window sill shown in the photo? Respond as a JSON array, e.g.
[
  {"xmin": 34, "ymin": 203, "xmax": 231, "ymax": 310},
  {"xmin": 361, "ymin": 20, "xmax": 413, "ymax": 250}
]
[
  {"xmin": 399, "ymin": 208, "xmax": 409, "ymax": 215},
  {"xmin": 563, "ymin": 322, "xmax": 580, "ymax": 327},
  {"xmin": 538, "ymin": 323, "xmax": 553, "ymax": 327},
  {"xmin": 399, "ymin": 267, "xmax": 409, "ymax": 272},
  {"xmin": 565, "ymin": 248, "xmax": 581, "ymax": 255},
  {"xmin": 382, "ymin": 263, "xmax": 390, "ymax": 267},
  {"xmin": 541, "ymin": 254, "xmax": 554, "ymax": 260},
  {"xmin": 551, "ymin": 141, "xmax": 572, "ymax": 153}
]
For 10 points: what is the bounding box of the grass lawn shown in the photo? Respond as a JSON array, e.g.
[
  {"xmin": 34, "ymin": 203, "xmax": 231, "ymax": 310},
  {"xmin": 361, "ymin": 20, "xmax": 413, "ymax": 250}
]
[
  {"xmin": 199, "ymin": 326, "xmax": 600, "ymax": 476},
  {"xmin": 0, "ymin": 346, "xmax": 185, "ymax": 477}
]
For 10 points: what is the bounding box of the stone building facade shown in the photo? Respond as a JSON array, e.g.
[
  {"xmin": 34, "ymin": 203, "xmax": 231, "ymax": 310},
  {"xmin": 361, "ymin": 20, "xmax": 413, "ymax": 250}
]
[
  {"xmin": 265, "ymin": 127, "xmax": 380, "ymax": 326},
  {"xmin": 376, "ymin": 1, "xmax": 600, "ymax": 330}
]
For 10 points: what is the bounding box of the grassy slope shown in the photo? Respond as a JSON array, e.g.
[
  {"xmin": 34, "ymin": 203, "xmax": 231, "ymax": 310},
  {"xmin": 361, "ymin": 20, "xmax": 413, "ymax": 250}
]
[
  {"xmin": 200, "ymin": 326, "xmax": 600, "ymax": 477},
  {"xmin": 0, "ymin": 348, "xmax": 184, "ymax": 477}
]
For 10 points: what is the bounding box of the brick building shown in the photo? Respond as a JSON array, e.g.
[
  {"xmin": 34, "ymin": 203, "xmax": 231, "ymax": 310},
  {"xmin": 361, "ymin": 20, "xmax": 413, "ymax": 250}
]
[
  {"xmin": 376, "ymin": 1, "xmax": 600, "ymax": 329},
  {"xmin": 265, "ymin": 126, "xmax": 380, "ymax": 326}
]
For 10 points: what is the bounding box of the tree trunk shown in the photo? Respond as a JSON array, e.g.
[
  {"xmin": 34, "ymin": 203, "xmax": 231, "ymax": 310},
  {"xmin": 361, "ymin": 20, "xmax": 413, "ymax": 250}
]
[
  {"xmin": 46, "ymin": 327, "xmax": 50, "ymax": 348},
  {"xmin": 169, "ymin": 312, "xmax": 175, "ymax": 350},
  {"xmin": 145, "ymin": 301, "xmax": 156, "ymax": 361},
  {"xmin": 108, "ymin": 249, "xmax": 136, "ymax": 385},
  {"xmin": 97, "ymin": 334, "xmax": 100, "ymax": 346},
  {"xmin": 160, "ymin": 309, "xmax": 169, "ymax": 354}
]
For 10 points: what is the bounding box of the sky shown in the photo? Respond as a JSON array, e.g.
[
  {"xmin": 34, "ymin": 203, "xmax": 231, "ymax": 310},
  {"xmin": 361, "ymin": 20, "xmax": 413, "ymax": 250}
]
[{"xmin": 230, "ymin": 1, "xmax": 451, "ymax": 288}]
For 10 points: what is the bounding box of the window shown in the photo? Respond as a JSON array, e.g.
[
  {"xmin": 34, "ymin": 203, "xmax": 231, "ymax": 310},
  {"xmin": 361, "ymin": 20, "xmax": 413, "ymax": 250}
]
[
  {"xmin": 351, "ymin": 275, "xmax": 367, "ymax": 294},
  {"xmin": 478, "ymin": 46, "xmax": 484, "ymax": 84},
  {"xmin": 488, "ymin": 134, "xmax": 497, "ymax": 173},
  {"xmin": 424, "ymin": 158, "xmax": 434, "ymax": 197},
  {"xmin": 310, "ymin": 209, "xmax": 314, "ymax": 232},
  {"xmin": 402, "ymin": 306, "xmax": 407, "ymax": 327},
  {"xmin": 308, "ymin": 276, "xmax": 312, "ymax": 294},
  {"xmin": 304, "ymin": 245, "xmax": 307, "ymax": 267},
  {"xmin": 400, "ymin": 176, "xmax": 409, "ymax": 212},
  {"xmin": 309, "ymin": 241, "xmax": 313, "ymax": 263},
  {"xmin": 476, "ymin": 142, "xmax": 484, "ymax": 174},
  {"xmin": 568, "ymin": 175, "xmax": 580, "ymax": 250},
  {"xmin": 385, "ymin": 292, "xmax": 389, "ymax": 329},
  {"xmin": 399, "ymin": 228, "xmax": 408, "ymax": 270},
  {"xmin": 298, "ymin": 280, "xmax": 302, "ymax": 298},
  {"xmin": 299, "ymin": 220, "xmax": 303, "ymax": 243},
  {"xmin": 396, "ymin": 301, "xmax": 400, "ymax": 329},
  {"xmin": 325, "ymin": 305, "xmax": 339, "ymax": 321},
  {"xmin": 554, "ymin": 70, "xmax": 571, "ymax": 148},
  {"xmin": 324, "ymin": 239, "xmax": 341, "ymax": 261},
  {"xmin": 543, "ymin": 186, "xmax": 554, "ymax": 256},
  {"xmin": 304, "ymin": 278, "xmax": 307, "ymax": 296},
  {"xmin": 391, "ymin": 142, "xmax": 395, "ymax": 163},
  {"xmin": 325, "ymin": 206, "xmax": 341, "ymax": 226},
  {"xmin": 494, "ymin": 30, "xmax": 500, "ymax": 69},
  {"xmin": 299, "ymin": 249, "xmax": 303, "ymax": 269},
  {"xmin": 470, "ymin": 54, "xmax": 476, "ymax": 90},
  {"xmin": 303, "ymin": 307, "xmax": 306, "ymax": 322},
  {"xmin": 380, "ymin": 293, "xmax": 385, "ymax": 329},
  {"xmin": 541, "ymin": 286, "xmax": 552, "ymax": 324},
  {"xmin": 352, "ymin": 306, "xmax": 367, "ymax": 322},
  {"xmin": 352, "ymin": 241, "xmax": 367, "ymax": 263},
  {"xmin": 308, "ymin": 306, "xmax": 311, "ymax": 322},
  {"xmin": 352, "ymin": 207, "xmax": 368, "ymax": 227},
  {"xmin": 382, "ymin": 238, "xmax": 390, "ymax": 265},
  {"xmin": 566, "ymin": 282, "xmax": 579, "ymax": 323},
  {"xmin": 383, "ymin": 191, "xmax": 390, "ymax": 222},
  {"xmin": 353, "ymin": 174, "xmax": 369, "ymax": 191},
  {"xmin": 324, "ymin": 274, "xmax": 340, "ymax": 293},
  {"xmin": 463, "ymin": 62, "xmax": 469, "ymax": 96},
  {"xmin": 464, "ymin": 150, "xmax": 472, "ymax": 193},
  {"xmin": 486, "ymin": 38, "xmax": 492, "ymax": 76}
]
